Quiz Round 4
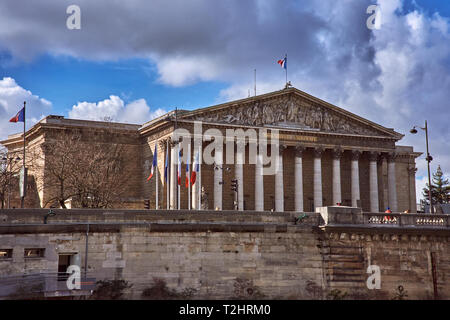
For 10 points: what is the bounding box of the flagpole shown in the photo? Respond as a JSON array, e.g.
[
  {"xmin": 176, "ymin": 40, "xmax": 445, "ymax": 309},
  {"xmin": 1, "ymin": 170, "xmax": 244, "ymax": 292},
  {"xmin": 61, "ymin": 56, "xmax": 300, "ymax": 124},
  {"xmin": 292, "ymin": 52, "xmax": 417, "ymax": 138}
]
[
  {"xmin": 166, "ymin": 141, "xmax": 170, "ymax": 210},
  {"xmin": 198, "ymin": 145, "xmax": 202, "ymax": 210},
  {"xmin": 177, "ymin": 143, "xmax": 180, "ymax": 210},
  {"xmin": 155, "ymin": 143, "xmax": 159, "ymax": 210},
  {"xmin": 285, "ymin": 54, "xmax": 288, "ymax": 87},
  {"xmin": 21, "ymin": 101, "xmax": 26, "ymax": 208},
  {"xmin": 187, "ymin": 145, "xmax": 191, "ymax": 211}
]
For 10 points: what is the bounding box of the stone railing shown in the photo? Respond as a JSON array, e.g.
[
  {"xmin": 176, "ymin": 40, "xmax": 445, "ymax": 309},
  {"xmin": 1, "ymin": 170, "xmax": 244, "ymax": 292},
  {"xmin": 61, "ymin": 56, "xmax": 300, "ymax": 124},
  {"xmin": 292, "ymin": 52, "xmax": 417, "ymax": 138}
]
[
  {"xmin": 365, "ymin": 212, "xmax": 449, "ymax": 227},
  {"xmin": 317, "ymin": 206, "xmax": 450, "ymax": 229}
]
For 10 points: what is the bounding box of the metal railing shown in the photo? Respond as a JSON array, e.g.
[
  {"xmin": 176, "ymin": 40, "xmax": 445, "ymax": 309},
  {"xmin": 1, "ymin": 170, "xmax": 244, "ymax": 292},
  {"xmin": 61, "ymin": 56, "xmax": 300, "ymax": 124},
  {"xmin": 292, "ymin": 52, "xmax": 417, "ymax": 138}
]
[{"xmin": 0, "ymin": 272, "xmax": 95, "ymax": 299}]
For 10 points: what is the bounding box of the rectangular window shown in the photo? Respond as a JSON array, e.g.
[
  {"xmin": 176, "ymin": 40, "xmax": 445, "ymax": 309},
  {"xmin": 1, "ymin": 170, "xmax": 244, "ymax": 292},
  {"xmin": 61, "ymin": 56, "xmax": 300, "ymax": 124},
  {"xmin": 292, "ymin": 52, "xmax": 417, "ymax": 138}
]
[
  {"xmin": 24, "ymin": 248, "xmax": 45, "ymax": 258},
  {"xmin": 0, "ymin": 249, "xmax": 13, "ymax": 259},
  {"xmin": 58, "ymin": 254, "xmax": 73, "ymax": 281}
]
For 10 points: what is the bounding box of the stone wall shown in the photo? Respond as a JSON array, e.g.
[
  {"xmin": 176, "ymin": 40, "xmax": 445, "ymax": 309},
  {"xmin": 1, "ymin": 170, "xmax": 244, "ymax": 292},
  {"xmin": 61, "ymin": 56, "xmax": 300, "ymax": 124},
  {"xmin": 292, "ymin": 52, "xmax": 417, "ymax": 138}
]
[{"xmin": 0, "ymin": 209, "xmax": 448, "ymax": 300}]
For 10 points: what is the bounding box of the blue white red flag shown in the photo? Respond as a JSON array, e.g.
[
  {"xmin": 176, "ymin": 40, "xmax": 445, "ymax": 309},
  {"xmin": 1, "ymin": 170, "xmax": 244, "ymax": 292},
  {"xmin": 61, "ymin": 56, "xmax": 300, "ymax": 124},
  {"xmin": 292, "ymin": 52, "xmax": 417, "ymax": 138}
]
[
  {"xmin": 177, "ymin": 150, "xmax": 182, "ymax": 185},
  {"xmin": 164, "ymin": 148, "xmax": 168, "ymax": 182},
  {"xmin": 147, "ymin": 144, "xmax": 157, "ymax": 181},
  {"xmin": 191, "ymin": 152, "xmax": 199, "ymax": 186},
  {"xmin": 9, "ymin": 107, "xmax": 25, "ymax": 123},
  {"xmin": 277, "ymin": 56, "xmax": 287, "ymax": 69},
  {"xmin": 185, "ymin": 157, "xmax": 190, "ymax": 188}
]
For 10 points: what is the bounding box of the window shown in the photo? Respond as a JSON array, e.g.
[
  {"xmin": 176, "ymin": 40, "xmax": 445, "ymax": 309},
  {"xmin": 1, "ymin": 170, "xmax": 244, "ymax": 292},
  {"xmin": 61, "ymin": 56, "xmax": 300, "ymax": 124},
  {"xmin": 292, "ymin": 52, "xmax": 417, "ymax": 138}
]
[
  {"xmin": 24, "ymin": 248, "xmax": 45, "ymax": 258},
  {"xmin": 0, "ymin": 249, "xmax": 12, "ymax": 259},
  {"xmin": 58, "ymin": 254, "xmax": 75, "ymax": 281}
]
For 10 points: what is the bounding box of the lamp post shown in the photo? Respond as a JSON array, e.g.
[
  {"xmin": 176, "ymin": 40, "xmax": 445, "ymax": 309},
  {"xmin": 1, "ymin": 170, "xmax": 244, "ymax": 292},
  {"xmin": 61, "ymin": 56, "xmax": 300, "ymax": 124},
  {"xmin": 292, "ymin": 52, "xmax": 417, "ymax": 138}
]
[
  {"xmin": 1, "ymin": 154, "xmax": 21, "ymax": 209},
  {"xmin": 410, "ymin": 120, "xmax": 433, "ymax": 214}
]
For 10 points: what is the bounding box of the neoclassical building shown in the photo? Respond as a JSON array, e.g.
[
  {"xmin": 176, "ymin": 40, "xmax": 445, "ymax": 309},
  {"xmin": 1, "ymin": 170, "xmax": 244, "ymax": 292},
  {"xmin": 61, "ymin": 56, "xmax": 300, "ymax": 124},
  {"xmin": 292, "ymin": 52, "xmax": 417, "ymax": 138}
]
[{"xmin": 1, "ymin": 87, "xmax": 420, "ymax": 212}]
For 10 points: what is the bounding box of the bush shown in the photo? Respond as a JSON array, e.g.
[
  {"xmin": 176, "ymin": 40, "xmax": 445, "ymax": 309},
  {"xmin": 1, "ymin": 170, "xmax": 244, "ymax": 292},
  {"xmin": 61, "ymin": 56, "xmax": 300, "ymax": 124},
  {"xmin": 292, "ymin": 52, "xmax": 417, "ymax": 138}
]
[
  {"xmin": 91, "ymin": 279, "xmax": 132, "ymax": 300},
  {"xmin": 141, "ymin": 278, "xmax": 197, "ymax": 300}
]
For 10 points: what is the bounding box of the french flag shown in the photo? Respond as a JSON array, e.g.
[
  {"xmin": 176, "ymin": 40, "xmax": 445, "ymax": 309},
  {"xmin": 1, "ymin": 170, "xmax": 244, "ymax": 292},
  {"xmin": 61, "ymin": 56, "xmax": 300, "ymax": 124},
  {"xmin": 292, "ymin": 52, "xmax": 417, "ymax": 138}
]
[
  {"xmin": 185, "ymin": 157, "xmax": 190, "ymax": 188},
  {"xmin": 9, "ymin": 107, "xmax": 25, "ymax": 123},
  {"xmin": 147, "ymin": 144, "xmax": 157, "ymax": 181},
  {"xmin": 191, "ymin": 152, "xmax": 199, "ymax": 186},
  {"xmin": 277, "ymin": 56, "xmax": 287, "ymax": 69},
  {"xmin": 177, "ymin": 150, "xmax": 182, "ymax": 185},
  {"xmin": 164, "ymin": 147, "xmax": 168, "ymax": 183}
]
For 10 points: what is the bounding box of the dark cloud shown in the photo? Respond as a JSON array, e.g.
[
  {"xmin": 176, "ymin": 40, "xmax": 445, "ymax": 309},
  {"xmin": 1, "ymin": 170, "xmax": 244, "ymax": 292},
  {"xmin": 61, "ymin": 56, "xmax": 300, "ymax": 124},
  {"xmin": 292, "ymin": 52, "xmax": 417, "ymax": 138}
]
[{"xmin": 0, "ymin": 0, "xmax": 449, "ymax": 201}]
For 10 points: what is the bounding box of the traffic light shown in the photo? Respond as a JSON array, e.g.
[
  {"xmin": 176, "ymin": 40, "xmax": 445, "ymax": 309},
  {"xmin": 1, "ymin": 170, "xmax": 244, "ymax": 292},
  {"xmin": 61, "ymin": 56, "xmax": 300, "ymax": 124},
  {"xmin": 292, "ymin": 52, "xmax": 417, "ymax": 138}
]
[
  {"xmin": 144, "ymin": 199, "xmax": 150, "ymax": 209},
  {"xmin": 231, "ymin": 179, "xmax": 238, "ymax": 192}
]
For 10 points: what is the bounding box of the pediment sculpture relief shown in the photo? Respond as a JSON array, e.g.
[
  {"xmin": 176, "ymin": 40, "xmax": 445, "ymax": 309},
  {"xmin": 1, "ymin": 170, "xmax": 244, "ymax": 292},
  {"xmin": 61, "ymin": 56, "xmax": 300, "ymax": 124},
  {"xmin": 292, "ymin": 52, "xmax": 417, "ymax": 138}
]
[{"xmin": 189, "ymin": 95, "xmax": 383, "ymax": 136}]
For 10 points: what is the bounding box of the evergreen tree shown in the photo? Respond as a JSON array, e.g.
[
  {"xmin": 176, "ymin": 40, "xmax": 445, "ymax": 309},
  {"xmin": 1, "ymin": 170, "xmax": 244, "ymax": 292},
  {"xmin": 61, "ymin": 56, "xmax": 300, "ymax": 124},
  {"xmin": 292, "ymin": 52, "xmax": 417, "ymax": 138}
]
[{"xmin": 422, "ymin": 165, "xmax": 450, "ymax": 204}]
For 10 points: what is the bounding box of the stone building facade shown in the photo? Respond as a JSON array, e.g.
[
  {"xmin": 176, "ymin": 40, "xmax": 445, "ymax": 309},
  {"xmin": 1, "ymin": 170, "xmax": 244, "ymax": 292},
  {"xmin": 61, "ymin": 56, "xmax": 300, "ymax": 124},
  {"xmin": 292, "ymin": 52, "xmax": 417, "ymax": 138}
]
[{"xmin": 1, "ymin": 87, "xmax": 421, "ymax": 212}]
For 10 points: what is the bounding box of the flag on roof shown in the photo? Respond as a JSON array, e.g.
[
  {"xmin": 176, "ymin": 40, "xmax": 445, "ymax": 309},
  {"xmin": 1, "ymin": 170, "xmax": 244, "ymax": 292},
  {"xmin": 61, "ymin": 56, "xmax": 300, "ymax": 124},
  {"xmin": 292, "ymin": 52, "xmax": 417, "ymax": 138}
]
[
  {"xmin": 277, "ymin": 56, "xmax": 287, "ymax": 69},
  {"xmin": 9, "ymin": 107, "xmax": 25, "ymax": 123}
]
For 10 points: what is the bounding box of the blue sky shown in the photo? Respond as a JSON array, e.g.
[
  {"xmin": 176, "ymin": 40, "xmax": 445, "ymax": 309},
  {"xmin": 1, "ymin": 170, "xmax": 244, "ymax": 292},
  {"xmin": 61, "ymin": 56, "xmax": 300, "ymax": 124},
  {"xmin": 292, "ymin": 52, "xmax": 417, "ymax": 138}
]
[
  {"xmin": 0, "ymin": 55, "xmax": 228, "ymax": 115},
  {"xmin": 0, "ymin": 0, "xmax": 449, "ymax": 201}
]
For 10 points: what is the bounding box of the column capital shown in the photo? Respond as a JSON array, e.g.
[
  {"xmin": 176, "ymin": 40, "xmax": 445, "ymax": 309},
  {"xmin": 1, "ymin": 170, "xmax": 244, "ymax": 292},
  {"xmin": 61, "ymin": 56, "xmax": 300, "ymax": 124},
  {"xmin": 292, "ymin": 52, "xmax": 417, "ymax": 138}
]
[
  {"xmin": 332, "ymin": 148, "xmax": 344, "ymax": 160},
  {"xmin": 386, "ymin": 152, "xmax": 398, "ymax": 163},
  {"xmin": 158, "ymin": 139, "xmax": 169, "ymax": 149},
  {"xmin": 408, "ymin": 166, "xmax": 418, "ymax": 176},
  {"xmin": 314, "ymin": 147, "xmax": 324, "ymax": 158},
  {"xmin": 368, "ymin": 151, "xmax": 380, "ymax": 162},
  {"xmin": 295, "ymin": 145, "xmax": 305, "ymax": 157},
  {"xmin": 279, "ymin": 144, "xmax": 287, "ymax": 153},
  {"xmin": 351, "ymin": 150, "xmax": 361, "ymax": 161},
  {"xmin": 169, "ymin": 137, "xmax": 179, "ymax": 147}
]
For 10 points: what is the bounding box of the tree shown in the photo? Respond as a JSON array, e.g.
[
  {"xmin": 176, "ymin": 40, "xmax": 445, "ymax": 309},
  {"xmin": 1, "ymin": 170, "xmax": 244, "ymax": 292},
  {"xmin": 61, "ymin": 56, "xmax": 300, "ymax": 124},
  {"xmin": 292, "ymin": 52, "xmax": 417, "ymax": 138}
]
[
  {"xmin": 38, "ymin": 131, "xmax": 128, "ymax": 209},
  {"xmin": 422, "ymin": 165, "xmax": 450, "ymax": 205},
  {"xmin": 0, "ymin": 147, "xmax": 22, "ymax": 209}
]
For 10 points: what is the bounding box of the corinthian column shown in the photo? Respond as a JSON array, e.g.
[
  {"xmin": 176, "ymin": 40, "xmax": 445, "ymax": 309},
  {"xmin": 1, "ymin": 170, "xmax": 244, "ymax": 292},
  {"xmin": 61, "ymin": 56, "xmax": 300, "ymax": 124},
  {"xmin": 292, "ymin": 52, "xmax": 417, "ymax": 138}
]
[
  {"xmin": 254, "ymin": 144, "xmax": 264, "ymax": 211},
  {"xmin": 169, "ymin": 141, "xmax": 178, "ymax": 210},
  {"xmin": 351, "ymin": 150, "xmax": 361, "ymax": 208},
  {"xmin": 214, "ymin": 148, "xmax": 223, "ymax": 210},
  {"xmin": 332, "ymin": 148, "xmax": 343, "ymax": 205},
  {"xmin": 275, "ymin": 145, "xmax": 286, "ymax": 212},
  {"xmin": 294, "ymin": 146, "xmax": 304, "ymax": 212},
  {"xmin": 369, "ymin": 152, "xmax": 380, "ymax": 212},
  {"xmin": 235, "ymin": 142, "xmax": 245, "ymax": 211},
  {"xmin": 387, "ymin": 152, "xmax": 398, "ymax": 212},
  {"xmin": 313, "ymin": 148, "xmax": 323, "ymax": 209},
  {"xmin": 408, "ymin": 165, "xmax": 418, "ymax": 213}
]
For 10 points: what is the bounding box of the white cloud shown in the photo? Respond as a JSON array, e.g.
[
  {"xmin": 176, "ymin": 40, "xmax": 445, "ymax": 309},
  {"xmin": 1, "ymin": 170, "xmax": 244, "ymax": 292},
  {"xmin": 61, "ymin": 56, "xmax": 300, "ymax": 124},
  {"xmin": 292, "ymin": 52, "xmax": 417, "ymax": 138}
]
[
  {"xmin": 0, "ymin": 77, "xmax": 51, "ymax": 140},
  {"xmin": 156, "ymin": 56, "xmax": 221, "ymax": 87},
  {"xmin": 69, "ymin": 95, "xmax": 167, "ymax": 124},
  {"xmin": 0, "ymin": 0, "xmax": 449, "ymax": 204}
]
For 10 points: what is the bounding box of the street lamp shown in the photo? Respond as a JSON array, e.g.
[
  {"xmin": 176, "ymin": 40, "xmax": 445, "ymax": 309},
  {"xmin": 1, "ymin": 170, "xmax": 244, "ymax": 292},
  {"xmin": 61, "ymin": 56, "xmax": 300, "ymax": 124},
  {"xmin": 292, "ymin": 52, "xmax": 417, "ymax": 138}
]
[{"xmin": 410, "ymin": 120, "xmax": 433, "ymax": 214}]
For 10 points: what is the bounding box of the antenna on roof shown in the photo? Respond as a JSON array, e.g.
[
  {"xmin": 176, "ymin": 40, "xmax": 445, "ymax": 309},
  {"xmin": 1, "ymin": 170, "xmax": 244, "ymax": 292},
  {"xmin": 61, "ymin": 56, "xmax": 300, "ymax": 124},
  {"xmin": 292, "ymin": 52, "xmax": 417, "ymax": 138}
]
[{"xmin": 254, "ymin": 69, "xmax": 257, "ymax": 97}]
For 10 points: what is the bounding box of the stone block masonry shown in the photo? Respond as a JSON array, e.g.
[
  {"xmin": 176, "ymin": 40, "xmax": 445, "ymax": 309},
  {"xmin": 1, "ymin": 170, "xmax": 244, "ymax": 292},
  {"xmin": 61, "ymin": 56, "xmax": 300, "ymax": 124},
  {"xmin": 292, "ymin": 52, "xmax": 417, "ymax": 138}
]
[{"xmin": 0, "ymin": 208, "xmax": 449, "ymax": 300}]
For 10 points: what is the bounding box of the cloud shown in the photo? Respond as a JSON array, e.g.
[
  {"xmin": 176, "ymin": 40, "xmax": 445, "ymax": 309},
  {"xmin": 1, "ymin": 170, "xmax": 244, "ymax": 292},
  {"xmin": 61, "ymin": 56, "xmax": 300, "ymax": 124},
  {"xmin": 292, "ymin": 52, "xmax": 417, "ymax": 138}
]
[
  {"xmin": 0, "ymin": 0, "xmax": 449, "ymax": 202},
  {"xmin": 68, "ymin": 95, "xmax": 166, "ymax": 124},
  {"xmin": 0, "ymin": 77, "xmax": 51, "ymax": 140}
]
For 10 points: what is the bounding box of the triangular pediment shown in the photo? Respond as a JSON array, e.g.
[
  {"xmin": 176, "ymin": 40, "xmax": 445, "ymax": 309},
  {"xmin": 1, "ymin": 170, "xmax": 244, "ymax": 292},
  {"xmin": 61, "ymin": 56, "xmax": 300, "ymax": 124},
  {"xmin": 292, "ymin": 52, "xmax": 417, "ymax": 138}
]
[{"xmin": 180, "ymin": 88, "xmax": 402, "ymax": 139}]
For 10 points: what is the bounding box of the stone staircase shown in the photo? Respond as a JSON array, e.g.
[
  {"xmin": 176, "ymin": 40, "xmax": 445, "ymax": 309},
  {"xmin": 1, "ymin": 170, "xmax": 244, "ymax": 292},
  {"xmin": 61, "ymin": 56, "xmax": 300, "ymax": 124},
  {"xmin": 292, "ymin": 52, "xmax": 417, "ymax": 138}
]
[{"xmin": 317, "ymin": 240, "xmax": 367, "ymax": 293}]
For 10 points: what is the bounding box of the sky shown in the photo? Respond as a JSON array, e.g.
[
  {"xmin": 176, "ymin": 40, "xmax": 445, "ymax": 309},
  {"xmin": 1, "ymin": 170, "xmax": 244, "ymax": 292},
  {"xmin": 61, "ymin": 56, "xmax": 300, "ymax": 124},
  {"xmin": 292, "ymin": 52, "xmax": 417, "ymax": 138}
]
[{"xmin": 0, "ymin": 0, "xmax": 449, "ymax": 203}]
